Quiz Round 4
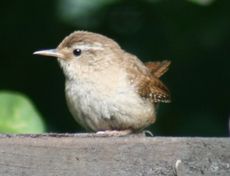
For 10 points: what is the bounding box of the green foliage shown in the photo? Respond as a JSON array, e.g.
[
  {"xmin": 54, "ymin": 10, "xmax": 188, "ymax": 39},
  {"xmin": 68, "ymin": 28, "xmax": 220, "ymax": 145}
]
[
  {"xmin": 187, "ymin": 0, "xmax": 215, "ymax": 5},
  {"xmin": 0, "ymin": 91, "xmax": 46, "ymax": 133},
  {"xmin": 57, "ymin": 0, "xmax": 117, "ymax": 27}
]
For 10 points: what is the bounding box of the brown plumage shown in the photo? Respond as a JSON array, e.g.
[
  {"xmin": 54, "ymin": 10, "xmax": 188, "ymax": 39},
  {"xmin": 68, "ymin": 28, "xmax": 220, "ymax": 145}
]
[
  {"xmin": 58, "ymin": 31, "xmax": 120, "ymax": 49},
  {"xmin": 126, "ymin": 58, "xmax": 171, "ymax": 103},
  {"xmin": 34, "ymin": 31, "xmax": 171, "ymax": 136},
  {"xmin": 58, "ymin": 31, "xmax": 171, "ymax": 104},
  {"xmin": 142, "ymin": 60, "xmax": 171, "ymax": 103},
  {"xmin": 137, "ymin": 74, "xmax": 171, "ymax": 103},
  {"xmin": 145, "ymin": 60, "xmax": 171, "ymax": 78}
]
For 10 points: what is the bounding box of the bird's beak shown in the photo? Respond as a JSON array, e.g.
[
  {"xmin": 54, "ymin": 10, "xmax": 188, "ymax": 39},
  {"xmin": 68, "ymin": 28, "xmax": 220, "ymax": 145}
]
[{"xmin": 33, "ymin": 49, "xmax": 63, "ymax": 58}]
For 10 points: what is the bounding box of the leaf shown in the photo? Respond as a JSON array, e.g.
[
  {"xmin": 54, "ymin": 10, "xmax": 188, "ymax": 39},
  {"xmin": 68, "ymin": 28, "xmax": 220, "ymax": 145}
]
[{"xmin": 0, "ymin": 91, "xmax": 46, "ymax": 133}]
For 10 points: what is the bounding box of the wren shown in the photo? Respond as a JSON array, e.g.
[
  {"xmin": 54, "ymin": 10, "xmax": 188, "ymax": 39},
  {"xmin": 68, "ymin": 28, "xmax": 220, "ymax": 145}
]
[{"xmin": 34, "ymin": 31, "xmax": 171, "ymax": 136}]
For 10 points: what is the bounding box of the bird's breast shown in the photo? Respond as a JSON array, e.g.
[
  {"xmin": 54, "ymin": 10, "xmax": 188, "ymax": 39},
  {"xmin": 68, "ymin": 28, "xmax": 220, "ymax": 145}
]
[{"xmin": 64, "ymin": 67, "xmax": 155, "ymax": 131}]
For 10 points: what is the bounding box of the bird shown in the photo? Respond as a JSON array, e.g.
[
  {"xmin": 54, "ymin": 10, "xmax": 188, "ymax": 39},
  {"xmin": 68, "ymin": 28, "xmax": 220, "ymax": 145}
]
[{"xmin": 34, "ymin": 31, "xmax": 171, "ymax": 136}]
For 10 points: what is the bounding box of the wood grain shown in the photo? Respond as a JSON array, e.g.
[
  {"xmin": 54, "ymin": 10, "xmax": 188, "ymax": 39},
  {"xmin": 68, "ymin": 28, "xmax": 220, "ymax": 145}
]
[{"xmin": 0, "ymin": 134, "xmax": 229, "ymax": 176}]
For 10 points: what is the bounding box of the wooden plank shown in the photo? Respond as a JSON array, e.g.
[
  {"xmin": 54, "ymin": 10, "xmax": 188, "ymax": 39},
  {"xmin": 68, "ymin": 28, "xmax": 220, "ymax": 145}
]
[{"xmin": 0, "ymin": 134, "xmax": 229, "ymax": 176}]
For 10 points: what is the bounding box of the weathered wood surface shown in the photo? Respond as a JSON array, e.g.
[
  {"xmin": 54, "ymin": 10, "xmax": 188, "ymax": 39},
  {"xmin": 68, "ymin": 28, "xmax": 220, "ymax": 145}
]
[{"xmin": 0, "ymin": 134, "xmax": 229, "ymax": 176}]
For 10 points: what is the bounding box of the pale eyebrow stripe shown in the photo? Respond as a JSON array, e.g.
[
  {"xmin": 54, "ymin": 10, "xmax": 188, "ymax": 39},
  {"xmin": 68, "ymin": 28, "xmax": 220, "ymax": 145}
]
[{"xmin": 73, "ymin": 44, "xmax": 104, "ymax": 50}]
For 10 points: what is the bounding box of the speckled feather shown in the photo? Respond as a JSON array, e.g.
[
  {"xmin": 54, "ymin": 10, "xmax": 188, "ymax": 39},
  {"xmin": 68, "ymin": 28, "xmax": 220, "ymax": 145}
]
[{"xmin": 120, "ymin": 52, "xmax": 171, "ymax": 103}]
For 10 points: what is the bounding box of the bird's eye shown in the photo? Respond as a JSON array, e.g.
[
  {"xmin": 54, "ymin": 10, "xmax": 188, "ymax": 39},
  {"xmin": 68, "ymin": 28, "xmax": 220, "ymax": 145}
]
[{"xmin": 73, "ymin": 49, "xmax": 81, "ymax": 56}]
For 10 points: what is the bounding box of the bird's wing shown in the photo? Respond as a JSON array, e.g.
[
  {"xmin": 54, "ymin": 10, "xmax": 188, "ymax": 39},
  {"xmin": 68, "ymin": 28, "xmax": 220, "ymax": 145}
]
[
  {"xmin": 136, "ymin": 75, "xmax": 171, "ymax": 103},
  {"xmin": 144, "ymin": 60, "xmax": 171, "ymax": 78},
  {"xmin": 123, "ymin": 54, "xmax": 171, "ymax": 103}
]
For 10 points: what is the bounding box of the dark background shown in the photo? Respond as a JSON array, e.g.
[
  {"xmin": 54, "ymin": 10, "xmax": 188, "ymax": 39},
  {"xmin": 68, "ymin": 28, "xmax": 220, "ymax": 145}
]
[{"xmin": 1, "ymin": 0, "xmax": 229, "ymax": 136}]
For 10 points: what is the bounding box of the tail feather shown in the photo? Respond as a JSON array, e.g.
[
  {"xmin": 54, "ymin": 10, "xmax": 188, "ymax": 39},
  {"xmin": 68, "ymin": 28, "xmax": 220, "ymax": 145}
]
[{"xmin": 145, "ymin": 60, "xmax": 171, "ymax": 78}]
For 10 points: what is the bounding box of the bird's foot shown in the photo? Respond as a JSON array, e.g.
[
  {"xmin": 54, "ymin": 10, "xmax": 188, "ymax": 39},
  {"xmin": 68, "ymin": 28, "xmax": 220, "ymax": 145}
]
[
  {"xmin": 143, "ymin": 130, "xmax": 154, "ymax": 137},
  {"xmin": 96, "ymin": 129, "xmax": 132, "ymax": 137}
]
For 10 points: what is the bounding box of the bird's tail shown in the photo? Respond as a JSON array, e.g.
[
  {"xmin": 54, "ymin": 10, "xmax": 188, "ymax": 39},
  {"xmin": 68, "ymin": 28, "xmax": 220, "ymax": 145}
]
[{"xmin": 145, "ymin": 60, "xmax": 171, "ymax": 78}]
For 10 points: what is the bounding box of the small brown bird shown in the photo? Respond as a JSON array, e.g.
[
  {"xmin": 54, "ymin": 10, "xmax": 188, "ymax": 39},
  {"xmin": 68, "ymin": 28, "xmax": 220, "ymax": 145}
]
[{"xmin": 34, "ymin": 31, "xmax": 171, "ymax": 136}]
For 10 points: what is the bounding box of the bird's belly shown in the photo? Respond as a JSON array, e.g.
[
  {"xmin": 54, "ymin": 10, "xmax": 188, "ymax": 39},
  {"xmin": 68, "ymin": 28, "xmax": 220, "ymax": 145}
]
[{"xmin": 65, "ymin": 80, "xmax": 156, "ymax": 132}]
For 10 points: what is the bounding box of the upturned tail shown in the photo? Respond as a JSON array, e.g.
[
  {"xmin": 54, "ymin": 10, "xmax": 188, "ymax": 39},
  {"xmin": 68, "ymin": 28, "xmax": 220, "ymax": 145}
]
[{"xmin": 145, "ymin": 60, "xmax": 171, "ymax": 78}]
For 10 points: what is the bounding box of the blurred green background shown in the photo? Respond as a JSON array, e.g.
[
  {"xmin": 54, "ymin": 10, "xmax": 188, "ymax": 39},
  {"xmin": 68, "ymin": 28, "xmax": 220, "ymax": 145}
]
[{"xmin": 0, "ymin": 0, "xmax": 229, "ymax": 136}]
